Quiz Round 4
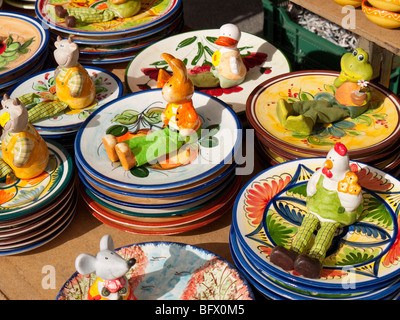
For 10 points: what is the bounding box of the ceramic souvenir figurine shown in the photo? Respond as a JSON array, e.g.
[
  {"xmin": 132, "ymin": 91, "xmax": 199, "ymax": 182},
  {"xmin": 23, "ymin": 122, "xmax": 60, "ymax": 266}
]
[
  {"xmin": 0, "ymin": 94, "xmax": 49, "ymax": 180},
  {"xmin": 270, "ymin": 142, "xmax": 363, "ymax": 278},
  {"xmin": 103, "ymin": 53, "xmax": 201, "ymax": 170},
  {"xmin": 276, "ymin": 48, "xmax": 373, "ymax": 135},
  {"xmin": 54, "ymin": 0, "xmax": 141, "ymax": 27},
  {"xmin": 54, "ymin": 36, "xmax": 95, "ymax": 110},
  {"xmin": 75, "ymin": 235, "xmax": 137, "ymax": 300}
]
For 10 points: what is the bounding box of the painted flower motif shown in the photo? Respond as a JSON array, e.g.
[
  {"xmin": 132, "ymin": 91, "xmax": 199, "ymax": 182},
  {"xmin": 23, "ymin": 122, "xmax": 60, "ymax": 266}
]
[
  {"xmin": 242, "ymin": 52, "xmax": 268, "ymax": 70},
  {"xmin": 314, "ymin": 119, "xmax": 355, "ymax": 138},
  {"xmin": 357, "ymin": 79, "xmax": 369, "ymax": 88},
  {"xmin": 0, "ymin": 189, "xmax": 15, "ymax": 205},
  {"xmin": 245, "ymin": 176, "xmax": 292, "ymax": 225},
  {"xmin": 354, "ymin": 167, "xmax": 393, "ymax": 191}
]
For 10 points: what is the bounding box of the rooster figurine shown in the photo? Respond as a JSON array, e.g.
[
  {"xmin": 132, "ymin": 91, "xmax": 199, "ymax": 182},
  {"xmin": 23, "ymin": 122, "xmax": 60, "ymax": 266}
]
[{"xmin": 270, "ymin": 142, "xmax": 363, "ymax": 278}]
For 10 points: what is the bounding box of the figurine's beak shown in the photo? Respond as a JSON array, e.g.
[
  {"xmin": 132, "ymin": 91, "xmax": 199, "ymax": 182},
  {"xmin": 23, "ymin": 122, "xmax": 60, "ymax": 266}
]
[
  {"xmin": 324, "ymin": 159, "xmax": 333, "ymax": 170},
  {"xmin": 0, "ymin": 112, "xmax": 10, "ymax": 128},
  {"xmin": 215, "ymin": 36, "xmax": 238, "ymax": 47}
]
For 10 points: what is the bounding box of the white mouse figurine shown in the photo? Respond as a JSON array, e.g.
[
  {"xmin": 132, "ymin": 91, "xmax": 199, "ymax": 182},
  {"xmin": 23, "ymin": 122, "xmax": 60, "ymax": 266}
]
[{"xmin": 75, "ymin": 235, "xmax": 137, "ymax": 300}]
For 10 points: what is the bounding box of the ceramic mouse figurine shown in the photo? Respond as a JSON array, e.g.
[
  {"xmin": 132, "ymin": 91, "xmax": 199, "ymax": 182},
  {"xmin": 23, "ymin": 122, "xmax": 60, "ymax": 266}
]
[
  {"xmin": 54, "ymin": 0, "xmax": 141, "ymax": 27},
  {"xmin": 276, "ymin": 47, "xmax": 373, "ymax": 135},
  {"xmin": 270, "ymin": 143, "xmax": 363, "ymax": 278},
  {"xmin": 0, "ymin": 94, "xmax": 49, "ymax": 180},
  {"xmin": 54, "ymin": 36, "xmax": 95, "ymax": 110},
  {"xmin": 102, "ymin": 53, "xmax": 201, "ymax": 170},
  {"xmin": 75, "ymin": 235, "xmax": 137, "ymax": 300}
]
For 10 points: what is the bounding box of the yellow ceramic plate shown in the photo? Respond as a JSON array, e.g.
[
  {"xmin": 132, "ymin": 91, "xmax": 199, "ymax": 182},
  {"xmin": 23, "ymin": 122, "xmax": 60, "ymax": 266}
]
[
  {"xmin": 246, "ymin": 70, "xmax": 400, "ymax": 158},
  {"xmin": 362, "ymin": 0, "xmax": 400, "ymax": 28}
]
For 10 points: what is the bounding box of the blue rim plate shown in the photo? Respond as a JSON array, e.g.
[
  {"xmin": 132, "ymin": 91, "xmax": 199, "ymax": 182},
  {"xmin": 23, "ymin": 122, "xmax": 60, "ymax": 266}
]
[
  {"xmin": 0, "ymin": 11, "xmax": 49, "ymax": 82},
  {"xmin": 35, "ymin": 0, "xmax": 182, "ymax": 37},
  {"xmin": 74, "ymin": 89, "xmax": 242, "ymax": 191},
  {"xmin": 8, "ymin": 66, "xmax": 123, "ymax": 131},
  {"xmin": 232, "ymin": 157, "xmax": 400, "ymax": 290},
  {"xmin": 56, "ymin": 241, "xmax": 254, "ymax": 300}
]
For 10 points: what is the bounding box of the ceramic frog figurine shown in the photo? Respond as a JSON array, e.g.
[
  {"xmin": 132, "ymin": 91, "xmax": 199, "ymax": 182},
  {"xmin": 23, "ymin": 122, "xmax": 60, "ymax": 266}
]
[
  {"xmin": 54, "ymin": 36, "xmax": 95, "ymax": 110},
  {"xmin": 54, "ymin": 0, "xmax": 141, "ymax": 27},
  {"xmin": 75, "ymin": 235, "xmax": 137, "ymax": 300},
  {"xmin": 102, "ymin": 53, "xmax": 201, "ymax": 170},
  {"xmin": 276, "ymin": 48, "xmax": 373, "ymax": 135},
  {"xmin": 0, "ymin": 94, "xmax": 49, "ymax": 180},
  {"xmin": 270, "ymin": 143, "xmax": 363, "ymax": 278}
]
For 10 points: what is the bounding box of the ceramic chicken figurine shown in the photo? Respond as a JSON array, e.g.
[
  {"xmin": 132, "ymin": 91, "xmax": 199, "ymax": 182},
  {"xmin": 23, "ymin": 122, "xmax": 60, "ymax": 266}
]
[
  {"xmin": 270, "ymin": 142, "xmax": 363, "ymax": 278},
  {"xmin": 0, "ymin": 94, "xmax": 49, "ymax": 180},
  {"xmin": 54, "ymin": 0, "xmax": 141, "ymax": 27},
  {"xmin": 54, "ymin": 36, "xmax": 95, "ymax": 110},
  {"xmin": 211, "ymin": 23, "xmax": 247, "ymax": 88},
  {"xmin": 276, "ymin": 48, "xmax": 373, "ymax": 135},
  {"xmin": 75, "ymin": 235, "xmax": 137, "ymax": 300},
  {"xmin": 102, "ymin": 53, "xmax": 201, "ymax": 170}
]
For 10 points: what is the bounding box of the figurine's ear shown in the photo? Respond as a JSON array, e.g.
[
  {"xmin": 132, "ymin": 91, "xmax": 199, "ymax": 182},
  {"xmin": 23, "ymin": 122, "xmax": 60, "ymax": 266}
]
[
  {"xmin": 75, "ymin": 253, "xmax": 97, "ymax": 275},
  {"xmin": 99, "ymin": 235, "xmax": 114, "ymax": 251},
  {"xmin": 170, "ymin": 58, "xmax": 188, "ymax": 82},
  {"xmin": 55, "ymin": 36, "xmax": 61, "ymax": 48},
  {"xmin": 70, "ymin": 42, "xmax": 78, "ymax": 51}
]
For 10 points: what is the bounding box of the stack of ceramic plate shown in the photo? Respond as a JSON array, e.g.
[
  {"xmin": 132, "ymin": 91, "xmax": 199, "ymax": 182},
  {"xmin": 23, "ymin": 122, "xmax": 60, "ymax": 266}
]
[
  {"xmin": 7, "ymin": 67, "xmax": 123, "ymax": 154},
  {"xmin": 247, "ymin": 70, "xmax": 400, "ymax": 177},
  {"xmin": 4, "ymin": 0, "xmax": 35, "ymax": 10},
  {"xmin": 74, "ymin": 89, "xmax": 242, "ymax": 235},
  {"xmin": 57, "ymin": 241, "xmax": 254, "ymax": 300},
  {"xmin": 0, "ymin": 11, "xmax": 49, "ymax": 93},
  {"xmin": 125, "ymin": 28, "xmax": 291, "ymax": 114},
  {"xmin": 230, "ymin": 157, "xmax": 400, "ymax": 300},
  {"xmin": 35, "ymin": 0, "xmax": 183, "ymax": 64},
  {"xmin": 0, "ymin": 140, "xmax": 76, "ymax": 256}
]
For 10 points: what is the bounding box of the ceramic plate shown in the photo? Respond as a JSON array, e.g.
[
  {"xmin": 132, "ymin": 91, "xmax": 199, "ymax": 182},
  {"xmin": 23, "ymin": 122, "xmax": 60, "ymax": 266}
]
[
  {"xmin": 8, "ymin": 67, "xmax": 123, "ymax": 131},
  {"xmin": 125, "ymin": 29, "xmax": 291, "ymax": 114},
  {"xmin": 232, "ymin": 157, "xmax": 400, "ymax": 290},
  {"xmin": 246, "ymin": 70, "xmax": 400, "ymax": 158},
  {"xmin": 36, "ymin": 0, "xmax": 182, "ymax": 37},
  {"xmin": 75, "ymin": 89, "xmax": 241, "ymax": 191},
  {"xmin": 57, "ymin": 241, "xmax": 254, "ymax": 300},
  {"xmin": 0, "ymin": 140, "xmax": 74, "ymax": 221},
  {"xmin": 0, "ymin": 12, "xmax": 49, "ymax": 81}
]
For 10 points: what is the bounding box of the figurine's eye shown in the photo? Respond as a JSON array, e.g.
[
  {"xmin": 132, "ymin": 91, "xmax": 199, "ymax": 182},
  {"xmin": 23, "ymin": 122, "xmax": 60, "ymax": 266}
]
[
  {"xmin": 353, "ymin": 50, "xmax": 357, "ymax": 56},
  {"xmin": 357, "ymin": 54, "xmax": 364, "ymax": 61},
  {"xmin": 105, "ymin": 257, "xmax": 108, "ymax": 260},
  {"xmin": 102, "ymin": 287, "xmax": 111, "ymax": 296}
]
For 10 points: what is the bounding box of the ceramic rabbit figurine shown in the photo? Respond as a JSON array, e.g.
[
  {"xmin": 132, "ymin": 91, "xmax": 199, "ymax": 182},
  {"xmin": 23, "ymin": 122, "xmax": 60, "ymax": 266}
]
[
  {"xmin": 102, "ymin": 53, "xmax": 201, "ymax": 170},
  {"xmin": 270, "ymin": 143, "xmax": 363, "ymax": 278},
  {"xmin": 75, "ymin": 235, "xmax": 137, "ymax": 300},
  {"xmin": 0, "ymin": 94, "xmax": 49, "ymax": 180},
  {"xmin": 54, "ymin": 36, "xmax": 95, "ymax": 110}
]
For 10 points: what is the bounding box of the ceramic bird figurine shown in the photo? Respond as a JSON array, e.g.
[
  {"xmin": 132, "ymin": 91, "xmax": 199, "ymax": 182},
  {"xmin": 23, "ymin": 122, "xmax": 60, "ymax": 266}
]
[
  {"xmin": 0, "ymin": 94, "xmax": 49, "ymax": 180},
  {"xmin": 211, "ymin": 23, "xmax": 247, "ymax": 88},
  {"xmin": 270, "ymin": 142, "xmax": 363, "ymax": 278},
  {"xmin": 54, "ymin": 36, "xmax": 95, "ymax": 110},
  {"xmin": 75, "ymin": 235, "xmax": 137, "ymax": 300},
  {"xmin": 102, "ymin": 53, "xmax": 201, "ymax": 170}
]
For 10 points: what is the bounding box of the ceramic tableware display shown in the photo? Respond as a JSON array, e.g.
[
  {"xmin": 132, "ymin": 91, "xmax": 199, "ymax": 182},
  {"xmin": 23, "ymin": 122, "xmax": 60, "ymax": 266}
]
[
  {"xmin": 0, "ymin": 11, "xmax": 49, "ymax": 91},
  {"xmin": 35, "ymin": 0, "xmax": 183, "ymax": 64},
  {"xmin": 57, "ymin": 240, "xmax": 254, "ymax": 300},
  {"xmin": 125, "ymin": 27, "xmax": 291, "ymax": 114},
  {"xmin": 362, "ymin": 0, "xmax": 400, "ymax": 28},
  {"xmin": 230, "ymin": 154, "xmax": 400, "ymax": 299}
]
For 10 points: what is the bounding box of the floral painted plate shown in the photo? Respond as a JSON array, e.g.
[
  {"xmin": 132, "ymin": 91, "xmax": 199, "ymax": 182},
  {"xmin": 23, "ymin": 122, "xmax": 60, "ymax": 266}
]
[
  {"xmin": 0, "ymin": 140, "xmax": 74, "ymax": 221},
  {"xmin": 232, "ymin": 157, "xmax": 400, "ymax": 290},
  {"xmin": 36, "ymin": 0, "xmax": 182, "ymax": 37},
  {"xmin": 0, "ymin": 12, "xmax": 49, "ymax": 81},
  {"xmin": 56, "ymin": 241, "xmax": 254, "ymax": 300},
  {"xmin": 74, "ymin": 89, "xmax": 241, "ymax": 191},
  {"xmin": 124, "ymin": 29, "xmax": 291, "ymax": 114},
  {"xmin": 246, "ymin": 70, "xmax": 400, "ymax": 158},
  {"xmin": 8, "ymin": 67, "xmax": 123, "ymax": 131}
]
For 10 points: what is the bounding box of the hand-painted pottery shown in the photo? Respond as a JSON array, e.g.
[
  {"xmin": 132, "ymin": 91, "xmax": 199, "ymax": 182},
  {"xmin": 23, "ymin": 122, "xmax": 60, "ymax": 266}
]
[
  {"xmin": 247, "ymin": 70, "xmax": 400, "ymax": 158},
  {"xmin": 362, "ymin": 0, "xmax": 400, "ymax": 28},
  {"xmin": 57, "ymin": 241, "xmax": 254, "ymax": 300},
  {"xmin": 230, "ymin": 226, "xmax": 400, "ymax": 300},
  {"xmin": 232, "ymin": 157, "xmax": 400, "ymax": 290},
  {"xmin": 368, "ymin": 0, "xmax": 400, "ymax": 12},
  {"xmin": 0, "ymin": 140, "xmax": 74, "ymax": 221},
  {"xmin": 36, "ymin": 0, "xmax": 182, "ymax": 37},
  {"xmin": 125, "ymin": 29, "xmax": 291, "ymax": 114},
  {"xmin": 75, "ymin": 89, "xmax": 241, "ymax": 191},
  {"xmin": 8, "ymin": 67, "xmax": 123, "ymax": 131},
  {"xmin": 0, "ymin": 12, "xmax": 49, "ymax": 83}
]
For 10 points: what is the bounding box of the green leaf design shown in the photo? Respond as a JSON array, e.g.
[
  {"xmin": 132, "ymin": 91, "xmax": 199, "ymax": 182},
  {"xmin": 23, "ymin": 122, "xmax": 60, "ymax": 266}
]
[
  {"xmin": 307, "ymin": 135, "xmax": 335, "ymax": 146},
  {"xmin": 299, "ymin": 90, "xmax": 314, "ymax": 101},
  {"xmin": 130, "ymin": 166, "xmax": 149, "ymax": 178},
  {"xmin": 327, "ymin": 247, "xmax": 381, "ymax": 266},
  {"xmin": 33, "ymin": 84, "xmax": 48, "ymax": 92},
  {"xmin": 200, "ymin": 136, "xmax": 219, "ymax": 148},
  {"xmin": 266, "ymin": 210, "xmax": 297, "ymax": 248},
  {"xmin": 176, "ymin": 36, "xmax": 197, "ymax": 50},
  {"xmin": 191, "ymin": 42, "xmax": 204, "ymax": 66},
  {"xmin": 362, "ymin": 194, "xmax": 393, "ymax": 229},
  {"xmin": 143, "ymin": 107, "xmax": 163, "ymax": 125},
  {"xmin": 112, "ymin": 110, "xmax": 139, "ymax": 125},
  {"xmin": 287, "ymin": 184, "xmax": 307, "ymax": 198},
  {"xmin": 206, "ymin": 36, "xmax": 217, "ymax": 44},
  {"xmin": 354, "ymin": 114, "xmax": 373, "ymax": 126},
  {"xmin": 106, "ymin": 125, "xmax": 128, "ymax": 137}
]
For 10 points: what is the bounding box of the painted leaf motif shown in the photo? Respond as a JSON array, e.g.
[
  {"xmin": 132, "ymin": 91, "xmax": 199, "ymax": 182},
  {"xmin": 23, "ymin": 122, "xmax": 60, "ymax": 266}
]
[
  {"xmin": 349, "ymin": 222, "xmax": 391, "ymax": 242},
  {"xmin": 326, "ymin": 247, "xmax": 381, "ymax": 267},
  {"xmin": 266, "ymin": 210, "xmax": 297, "ymax": 248},
  {"xmin": 274, "ymin": 200, "xmax": 305, "ymax": 226},
  {"xmin": 383, "ymin": 214, "xmax": 400, "ymax": 267},
  {"xmin": 355, "ymin": 167, "xmax": 393, "ymax": 191},
  {"xmin": 361, "ymin": 194, "xmax": 394, "ymax": 230}
]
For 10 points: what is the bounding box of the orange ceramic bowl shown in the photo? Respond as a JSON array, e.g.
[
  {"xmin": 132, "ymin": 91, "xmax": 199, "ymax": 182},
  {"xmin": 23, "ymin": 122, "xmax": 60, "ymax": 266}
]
[
  {"xmin": 362, "ymin": 0, "xmax": 400, "ymax": 28},
  {"xmin": 368, "ymin": 0, "xmax": 400, "ymax": 12},
  {"xmin": 333, "ymin": 0, "xmax": 362, "ymax": 7}
]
